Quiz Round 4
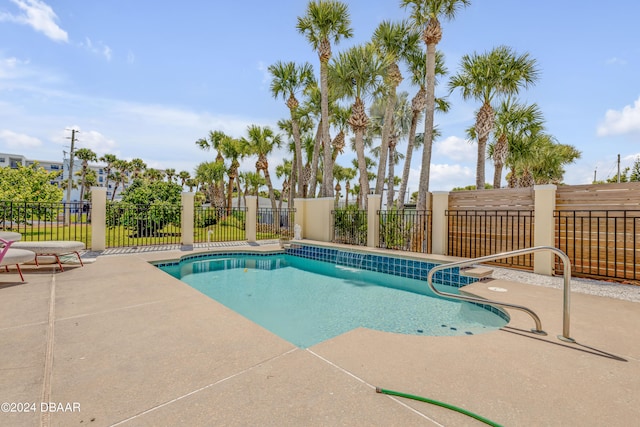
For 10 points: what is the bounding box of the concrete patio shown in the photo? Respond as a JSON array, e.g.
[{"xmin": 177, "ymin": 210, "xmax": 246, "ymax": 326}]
[{"xmin": 0, "ymin": 242, "xmax": 638, "ymax": 426}]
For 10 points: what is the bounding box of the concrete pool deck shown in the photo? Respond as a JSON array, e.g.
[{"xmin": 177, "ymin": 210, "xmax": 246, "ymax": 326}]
[{"xmin": 0, "ymin": 241, "xmax": 638, "ymax": 426}]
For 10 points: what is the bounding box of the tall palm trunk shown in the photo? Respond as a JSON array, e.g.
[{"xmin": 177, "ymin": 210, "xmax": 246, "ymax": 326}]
[
  {"xmin": 492, "ymin": 133, "xmax": 508, "ymax": 189},
  {"xmin": 375, "ymin": 63, "xmax": 402, "ymax": 195},
  {"xmin": 263, "ymin": 169, "xmax": 277, "ymax": 212},
  {"xmin": 288, "ymin": 94, "xmax": 303, "ymax": 199},
  {"xmin": 386, "ymin": 135, "xmax": 397, "ymax": 208},
  {"xmin": 417, "ymin": 18, "xmax": 441, "ymax": 211},
  {"xmin": 309, "ymin": 123, "xmax": 322, "ymax": 197},
  {"xmin": 226, "ymin": 163, "xmax": 237, "ymax": 214},
  {"xmin": 350, "ymin": 98, "xmax": 370, "ymax": 209},
  {"xmin": 476, "ymin": 102, "xmax": 495, "ymax": 190},
  {"xmin": 320, "ymin": 51, "xmax": 333, "ymax": 198},
  {"xmin": 399, "ymin": 88, "xmax": 426, "ymax": 210}
]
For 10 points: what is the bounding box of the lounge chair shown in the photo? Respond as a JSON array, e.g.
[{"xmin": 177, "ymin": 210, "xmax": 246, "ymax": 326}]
[
  {"xmin": 11, "ymin": 240, "xmax": 85, "ymax": 272},
  {"xmin": 0, "ymin": 238, "xmax": 36, "ymax": 282}
]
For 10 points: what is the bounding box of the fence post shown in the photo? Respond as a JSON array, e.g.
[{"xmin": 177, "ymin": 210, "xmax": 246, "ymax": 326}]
[
  {"xmin": 534, "ymin": 184, "xmax": 557, "ymax": 275},
  {"xmin": 298, "ymin": 198, "xmax": 334, "ymax": 242},
  {"xmin": 246, "ymin": 196, "xmax": 257, "ymax": 243},
  {"xmin": 431, "ymin": 191, "xmax": 449, "ymax": 255},
  {"xmin": 91, "ymin": 186, "xmax": 106, "ymax": 251},
  {"xmin": 181, "ymin": 192, "xmax": 194, "ymax": 247},
  {"xmin": 293, "ymin": 198, "xmax": 306, "ymax": 239},
  {"xmin": 367, "ymin": 194, "xmax": 381, "ymax": 248}
]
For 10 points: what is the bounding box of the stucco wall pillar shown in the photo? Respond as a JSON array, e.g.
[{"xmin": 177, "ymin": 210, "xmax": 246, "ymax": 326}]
[
  {"xmin": 181, "ymin": 192, "xmax": 194, "ymax": 247},
  {"xmin": 246, "ymin": 196, "xmax": 257, "ymax": 243},
  {"xmin": 90, "ymin": 187, "xmax": 106, "ymax": 251},
  {"xmin": 431, "ymin": 191, "xmax": 449, "ymax": 255},
  {"xmin": 294, "ymin": 198, "xmax": 333, "ymax": 242},
  {"xmin": 534, "ymin": 184, "xmax": 557, "ymax": 275},
  {"xmin": 367, "ymin": 194, "xmax": 381, "ymax": 248}
]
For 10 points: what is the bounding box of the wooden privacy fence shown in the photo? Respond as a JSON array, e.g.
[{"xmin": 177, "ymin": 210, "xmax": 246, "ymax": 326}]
[
  {"xmin": 555, "ymin": 183, "xmax": 640, "ymax": 282},
  {"xmin": 446, "ymin": 188, "xmax": 535, "ymax": 269},
  {"xmin": 445, "ymin": 183, "xmax": 640, "ymax": 282}
]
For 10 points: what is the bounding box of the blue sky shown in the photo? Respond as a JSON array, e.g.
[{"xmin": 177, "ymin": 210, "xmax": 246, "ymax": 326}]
[{"xmin": 1, "ymin": 0, "xmax": 639, "ymax": 193}]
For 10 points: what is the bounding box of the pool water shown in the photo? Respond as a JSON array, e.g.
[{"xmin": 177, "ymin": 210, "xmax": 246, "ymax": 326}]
[{"xmin": 159, "ymin": 254, "xmax": 507, "ymax": 348}]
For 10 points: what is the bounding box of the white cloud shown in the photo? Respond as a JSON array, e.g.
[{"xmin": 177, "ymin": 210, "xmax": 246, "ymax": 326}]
[
  {"xmin": 434, "ymin": 135, "xmax": 476, "ymax": 162},
  {"xmin": 76, "ymin": 130, "xmax": 118, "ymax": 157},
  {"xmin": 605, "ymin": 57, "xmax": 627, "ymax": 66},
  {"xmin": 597, "ymin": 97, "xmax": 640, "ymax": 137},
  {"xmin": 0, "ymin": 129, "xmax": 42, "ymax": 148},
  {"xmin": 80, "ymin": 37, "xmax": 112, "ymax": 61},
  {"xmin": 429, "ymin": 163, "xmax": 475, "ymax": 190},
  {"xmin": 403, "ymin": 163, "xmax": 475, "ymax": 193},
  {"xmin": 127, "ymin": 51, "xmax": 135, "ymax": 64},
  {"xmin": 0, "ymin": 0, "xmax": 68, "ymax": 42},
  {"xmin": 0, "ymin": 56, "xmax": 30, "ymax": 79}
]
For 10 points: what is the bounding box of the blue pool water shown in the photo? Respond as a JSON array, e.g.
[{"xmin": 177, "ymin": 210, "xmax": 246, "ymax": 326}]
[{"xmin": 158, "ymin": 253, "xmax": 508, "ymax": 348}]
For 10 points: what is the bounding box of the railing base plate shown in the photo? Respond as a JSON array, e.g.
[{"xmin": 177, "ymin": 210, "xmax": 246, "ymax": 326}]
[{"xmin": 557, "ymin": 335, "xmax": 576, "ymax": 343}]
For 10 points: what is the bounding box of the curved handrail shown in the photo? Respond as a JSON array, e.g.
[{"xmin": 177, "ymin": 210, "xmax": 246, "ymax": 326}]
[{"xmin": 427, "ymin": 246, "xmax": 574, "ymax": 342}]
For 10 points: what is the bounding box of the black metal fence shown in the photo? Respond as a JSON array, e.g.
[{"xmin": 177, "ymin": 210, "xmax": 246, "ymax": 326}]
[
  {"xmin": 332, "ymin": 208, "xmax": 367, "ymax": 246},
  {"xmin": 106, "ymin": 202, "xmax": 182, "ymax": 248},
  {"xmin": 0, "ymin": 201, "xmax": 91, "ymax": 247},
  {"xmin": 378, "ymin": 210, "xmax": 432, "ymax": 253},
  {"xmin": 447, "ymin": 210, "xmax": 535, "ymax": 269},
  {"xmin": 256, "ymin": 208, "xmax": 295, "ymax": 239},
  {"xmin": 194, "ymin": 207, "xmax": 247, "ymax": 243},
  {"xmin": 555, "ymin": 210, "xmax": 640, "ymax": 281}
]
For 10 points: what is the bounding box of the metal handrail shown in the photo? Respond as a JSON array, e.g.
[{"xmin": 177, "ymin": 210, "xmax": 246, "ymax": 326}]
[{"xmin": 427, "ymin": 246, "xmax": 574, "ymax": 342}]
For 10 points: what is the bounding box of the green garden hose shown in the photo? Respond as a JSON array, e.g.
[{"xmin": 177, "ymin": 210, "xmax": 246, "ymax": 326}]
[{"xmin": 376, "ymin": 387, "xmax": 503, "ymax": 427}]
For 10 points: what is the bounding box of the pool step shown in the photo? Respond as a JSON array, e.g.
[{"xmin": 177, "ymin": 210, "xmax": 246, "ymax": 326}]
[{"xmin": 461, "ymin": 266, "xmax": 493, "ymax": 279}]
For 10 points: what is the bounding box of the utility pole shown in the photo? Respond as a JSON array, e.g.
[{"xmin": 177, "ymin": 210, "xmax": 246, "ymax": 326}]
[
  {"xmin": 617, "ymin": 154, "xmax": 621, "ymax": 183},
  {"xmin": 65, "ymin": 129, "xmax": 79, "ymax": 225},
  {"xmin": 593, "ymin": 167, "xmax": 597, "ymax": 183}
]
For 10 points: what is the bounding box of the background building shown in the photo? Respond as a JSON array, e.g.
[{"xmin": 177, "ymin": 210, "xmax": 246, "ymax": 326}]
[{"xmin": 0, "ymin": 151, "xmax": 128, "ymax": 201}]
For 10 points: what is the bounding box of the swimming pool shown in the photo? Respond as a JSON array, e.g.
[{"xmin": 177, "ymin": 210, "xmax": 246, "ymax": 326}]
[{"xmin": 156, "ymin": 246, "xmax": 508, "ymax": 348}]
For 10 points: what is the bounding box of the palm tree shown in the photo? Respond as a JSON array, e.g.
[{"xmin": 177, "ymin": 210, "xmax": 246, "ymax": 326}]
[
  {"xmin": 449, "ymin": 45, "xmax": 539, "ymax": 190},
  {"xmin": 269, "ymin": 60, "xmax": 315, "ymax": 199},
  {"xmin": 74, "ymin": 148, "xmax": 97, "ymax": 205},
  {"xmin": 398, "ymin": 48, "xmax": 449, "ymax": 210},
  {"xmin": 240, "ymin": 171, "xmax": 266, "ymax": 209},
  {"xmin": 112, "ymin": 159, "xmax": 131, "ymax": 200},
  {"xmin": 109, "ymin": 171, "xmax": 122, "ymax": 201},
  {"xmin": 99, "ymin": 153, "xmax": 117, "ymax": 192},
  {"xmin": 297, "ymin": 0, "xmax": 353, "ymax": 198},
  {"xmin": 506, "ymin": 133, "xmax": 580, "ymax": 187},
  {"xmin": 129, "ymin": 158, "xmax": 147, "ymax": 179},
  {"xmin": 185, "ymin": 178, "xmax": 198, "ymax": 193},
  {"xmin": 275, "ymin": 159, "xmax": 292, "ymax": 210},
  {"xmin": 164, "ymin": 168, "xmax": 176, "ymax": 183},
  {"xmin": 489, "ymin": 99, "xmax": 544, "ymax": 188},
  {"xmin": 330, "ymin": 105, "xmax": 351, "ymax": 162},
  {"xmin": 218, "ymin": 136, "xmax": 246, "ymax": 212},
  {"xmin": 332, "ymin": 163, "xmax": 349, "ymax": 205},
  {"xmin": 371, "ymin": 19, "xmax": 415, "ymax": 196},
  {"xmin": 242, "ymin": 125, "xmax": 282, "ymax": 211},
  {"xmin": 401, "ymin": 0, "xmax": 471, "ymax": 209},
  {"xmin": 342, "ymin": 166, "xmax": 357, "ymax": 207},
  {"xmin": 143, "ymin": 168, "xmax": 164, "ymax": 182},
  {"xmin": 195, "ymin": 161, "xmax": 226, "ymax": 208},
  {"xmin": 178, "ymin": 170, "xmax": 191, "ymax": 188},
  {"xmin": 330, "ymin": 43, "xmax": 390, "ymax": 209},
  {"xmin": 350, "ymin": 156, "xmax": 377, "ymax": 209},
  {"xmin": 197, "ymin": 130, "xmax": 229, "ymax": 208}
]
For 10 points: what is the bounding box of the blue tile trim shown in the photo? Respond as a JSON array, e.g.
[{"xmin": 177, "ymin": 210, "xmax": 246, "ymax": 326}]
[{"xmin": 284, "ymin": 244, "xmax": 473, "ymax": 288}]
